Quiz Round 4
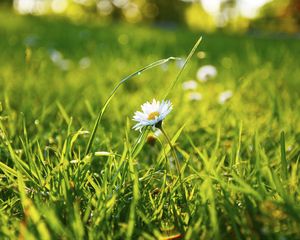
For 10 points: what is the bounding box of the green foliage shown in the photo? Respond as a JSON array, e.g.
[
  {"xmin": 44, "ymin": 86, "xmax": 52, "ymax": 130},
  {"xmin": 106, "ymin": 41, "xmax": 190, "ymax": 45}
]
[
  {"xmin": 0, "ymin": 10, "xmax": 300, "ymax": 239},
  {"xmin": 254, "ymin": 0, "xmax": 300, "ymax": 33}
]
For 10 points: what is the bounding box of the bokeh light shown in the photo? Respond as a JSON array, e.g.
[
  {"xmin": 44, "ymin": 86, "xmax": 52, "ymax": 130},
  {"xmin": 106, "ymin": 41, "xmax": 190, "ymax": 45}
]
[{"xmin": 10, "ymin": 1, "xmax": 300, "ymax": 33}]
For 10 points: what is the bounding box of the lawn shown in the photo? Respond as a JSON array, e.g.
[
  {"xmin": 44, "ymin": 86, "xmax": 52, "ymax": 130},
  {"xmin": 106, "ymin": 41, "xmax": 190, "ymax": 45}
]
[{"xmin": 0, "ymin": 9, "xmax": 300, "ymax": 239}]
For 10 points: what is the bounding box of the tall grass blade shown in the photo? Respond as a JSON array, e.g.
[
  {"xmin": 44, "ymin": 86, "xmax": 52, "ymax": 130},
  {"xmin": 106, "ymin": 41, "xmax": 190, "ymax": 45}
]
[
  {"xmin": 164, "ymin": 36, "xmax": 202, "ymax": 99},
  {"xmin": 280, "ymin": 131, "xmax": 288, "ymax": 180}
]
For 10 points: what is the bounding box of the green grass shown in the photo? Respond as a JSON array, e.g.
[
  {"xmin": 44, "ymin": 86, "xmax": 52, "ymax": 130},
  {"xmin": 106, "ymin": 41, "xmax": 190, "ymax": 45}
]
[{"xmin": 0, "ymin": 9, "xmax": 300, "ymax": 239}]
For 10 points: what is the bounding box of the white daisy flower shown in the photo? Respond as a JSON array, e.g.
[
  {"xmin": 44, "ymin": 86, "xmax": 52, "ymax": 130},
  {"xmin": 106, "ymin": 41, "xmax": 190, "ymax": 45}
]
[
  {"xmin": 176, "ymin": 58, "xmax": 186, "ymax": 69},
  {"xmin": 49, "ymin": 49, "xmax": 71, "ymax": 71},
  {"xmin": 50, "ymin": 49, "xmax": 63, "ymax": 63},
  {"xmin": 188, "ymin": 92, "xmax": 203, "ymax": 101},
  {"xmin": 182, "ymin": 80, "xmax": 198, "ymax": 90},
  {"xmin": 218, "ymin": 90, "xmax": 233, "ymax": 104},
  {"xmin": 196, "ymin": 65, "xmax": 217, "ymax": 82},
  {"xmin": 132, "ymin": 99, "xmax": 172, "ymax": 131}
]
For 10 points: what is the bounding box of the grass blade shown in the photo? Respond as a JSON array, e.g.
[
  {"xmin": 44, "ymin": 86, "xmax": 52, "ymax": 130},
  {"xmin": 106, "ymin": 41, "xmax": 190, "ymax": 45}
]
[
  {"xmin": 280, "ymin": 131, "xmax": 288, "ymax": 180},
  {"xmin": 164, "ymin": 36, "xmax": 202, "ymax": 99}
]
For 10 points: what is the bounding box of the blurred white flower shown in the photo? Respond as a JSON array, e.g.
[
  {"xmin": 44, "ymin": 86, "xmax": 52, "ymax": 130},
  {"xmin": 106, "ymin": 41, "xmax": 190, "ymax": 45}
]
[
  {"xmin": 218, "ymin": 90, "xmax": 233, "ymax": 104},
  {"xmin": 50, "ymin": 49, "xmax": 63, "ymax": 63},
  {"xmin": 196, "ymin": 65, "xmax": 217, "ymax": 82},
  {"xmin": 176, "ymin": 58, "xmax": 185, "ymax": 69},
  {"xmin": 182, "ymin": 80, "xmax": 198, "ymax": 90},
  {"xmin": 79, "ymin": 57, "xmax": 91, "ymax": 69},
  {"xmin": 161, "ymin": 62, "xmax": 168, "ymax": 72},
  {"xmin": 49, "ymin": 49, "xmax": 71, "ymax": 71},
  {"xmin": 133, "ymin": 99, "xmax": 172, "ymax": 131},
  {"xmin": 188, "ymin": 92, "xmax": 203, "ymax": 101}
]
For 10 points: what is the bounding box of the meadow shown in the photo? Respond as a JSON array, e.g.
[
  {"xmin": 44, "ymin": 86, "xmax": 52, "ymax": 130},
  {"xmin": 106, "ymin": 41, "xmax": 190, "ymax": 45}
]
[{"xmin": 0, "ymin": 9, "xmax": 300, "ymax": 239}]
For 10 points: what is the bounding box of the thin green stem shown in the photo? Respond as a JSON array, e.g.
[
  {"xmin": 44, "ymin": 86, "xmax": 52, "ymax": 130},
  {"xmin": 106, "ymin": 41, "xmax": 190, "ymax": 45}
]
[
  {"xmin": 159, "ymin": 126, "xmax": 181, "ymax": 180},
  {"xmin": 159, "ymin": 124, "xmax": 190, "ymax": 217}
]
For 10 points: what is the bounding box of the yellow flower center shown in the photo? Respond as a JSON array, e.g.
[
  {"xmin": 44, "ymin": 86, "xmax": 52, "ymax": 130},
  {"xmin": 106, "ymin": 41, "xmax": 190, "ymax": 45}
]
[{"xmin": 147, "ymin": 111, "xmax": 159, "ymax": 120}]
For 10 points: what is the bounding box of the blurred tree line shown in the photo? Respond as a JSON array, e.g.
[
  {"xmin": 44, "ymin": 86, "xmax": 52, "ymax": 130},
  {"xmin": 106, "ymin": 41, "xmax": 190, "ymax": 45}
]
[
  {"xmin": 254, "ymin": 0, "xmax": 300, "ymax": 33},
  {"xmin": 1, "ymin": 0, "xmax": 13, "ymax": 7},
  {"xmin": 7, "ymin": 0, "xmax": 187, "ymax": 24},
  {"xmin": 2, "ymin": 0, "xmax": 299, "ymax": 33}
]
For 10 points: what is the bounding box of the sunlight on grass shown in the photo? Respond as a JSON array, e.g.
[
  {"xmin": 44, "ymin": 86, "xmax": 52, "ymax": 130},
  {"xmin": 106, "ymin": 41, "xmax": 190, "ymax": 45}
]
[{"xmin": 0, "ymin": 9, "xmax": 300, "ymax": 240}]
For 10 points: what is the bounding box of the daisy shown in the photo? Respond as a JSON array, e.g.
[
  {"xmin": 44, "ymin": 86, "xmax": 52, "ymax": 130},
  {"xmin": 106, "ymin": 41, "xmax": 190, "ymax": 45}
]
[
  {"xmin": 182, "ymin": 80, "xmax": 198, "ymax": 90},
  {"xmin": 188, "ymin": 92, "xmax": 203, "ymax": 101},
  {"xmin": 218, "ymin": 90, "xmax": 233, "ymax": 104},
  {"xmin": 132, "ymin": 99, "xmax": 172, "ymax": 131},
  {"xmin": 196, "ymin": 65, "xmax": 217, "ymax": 82},
  {"xmin": 49, "ymin": 49, "xmax": 71, "ymax": 71},
  {"xmin": 176, "ymin": 58, "xmax": 186, "ymax": 69}
]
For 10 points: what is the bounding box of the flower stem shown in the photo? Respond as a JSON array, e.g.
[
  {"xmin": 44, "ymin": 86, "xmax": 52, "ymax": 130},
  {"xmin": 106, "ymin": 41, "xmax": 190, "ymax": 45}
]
[
  {"xmin": 157, "ymin": 122, "xmax": 190, "ymax": 223},
  {"xmin": 158, "ymin": 125, "xmax": 182, "ymax": 183}
]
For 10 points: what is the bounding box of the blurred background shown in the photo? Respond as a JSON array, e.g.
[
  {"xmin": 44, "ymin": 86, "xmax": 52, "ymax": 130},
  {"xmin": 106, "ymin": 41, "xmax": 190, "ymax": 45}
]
[
  {"xmin": 0, "ymin": 0, "xmax": 299, "ymax": 140},
  {"xmin": 1, "ymin": 0, "xmax": 300, "ymax": 33}
]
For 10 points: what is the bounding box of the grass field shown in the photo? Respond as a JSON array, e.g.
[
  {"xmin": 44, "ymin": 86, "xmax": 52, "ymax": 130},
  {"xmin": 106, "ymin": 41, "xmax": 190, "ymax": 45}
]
[{"xmin": 0, "ymin": 9, "xmax": 300, "ymax": 239}]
